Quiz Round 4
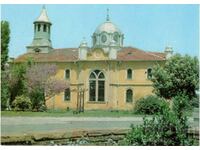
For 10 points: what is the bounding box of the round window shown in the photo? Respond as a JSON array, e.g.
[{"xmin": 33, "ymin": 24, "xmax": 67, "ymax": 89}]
[{"xmin": 101, "ymin": 35, "xmax": 107, "ymax": 43}]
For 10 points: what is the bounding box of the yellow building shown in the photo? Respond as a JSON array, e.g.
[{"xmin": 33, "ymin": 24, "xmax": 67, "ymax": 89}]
[{"xmin": 14, "ymin": 7, "xmax": 173, "ymax": 110}]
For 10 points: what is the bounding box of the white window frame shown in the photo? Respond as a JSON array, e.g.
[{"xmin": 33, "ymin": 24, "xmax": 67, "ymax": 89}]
[{"xmin": 89, "ymin": 70, "xmax": 105, "ymax": 102}]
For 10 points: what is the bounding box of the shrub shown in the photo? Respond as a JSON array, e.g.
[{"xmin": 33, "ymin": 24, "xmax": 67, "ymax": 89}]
[
  {"xmin": 38, "ymin": 102, "xmax": 47, "ymax": 112},
  {"xmin": 122, "ymin": 93, "xmax": 195, "ymax": 146},
  {"xmin": 12, "ymin": 95, "xmax": 32, "ymax": 111},
  {"xmin": 134, "ymin": 95, "xmax": 169, "ymax": 115},
  {"xmin": 122, "ymin": 109, "xmax": 194, "ymax": 146},
  {"xmin": 29, "ymin": 89, "xmax": 45, "ymax": 111},
  {"xmin": 172, "ymin": 93, "xmax": 190, "ymax": 119},
  {"xmin": 190, "ymin": 96, "xmax": 199, "ymax": 108}
]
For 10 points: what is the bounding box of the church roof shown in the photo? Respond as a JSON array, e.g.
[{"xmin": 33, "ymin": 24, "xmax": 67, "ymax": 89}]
[
  {"xmin": 117, "ymin": 47, "xmax": 166, "ymax": 61},
  {"xmin": 34, "ymin": 6, "xmax": 51, "ymax": 24},
  {"xmin": 14, "ymin": 47, "xmax": 166, "ymax": 63}
]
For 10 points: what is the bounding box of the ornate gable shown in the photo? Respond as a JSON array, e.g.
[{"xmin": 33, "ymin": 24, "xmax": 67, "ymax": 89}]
[{"xmin": 87, "ymin": 48, "xmax": 109, "ymax": 60}]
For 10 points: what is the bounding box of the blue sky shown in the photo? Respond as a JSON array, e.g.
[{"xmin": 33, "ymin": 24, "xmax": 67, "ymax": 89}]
[{"xmin": 1, "ymin": 4, "xmax": 199, "ymax": 58}]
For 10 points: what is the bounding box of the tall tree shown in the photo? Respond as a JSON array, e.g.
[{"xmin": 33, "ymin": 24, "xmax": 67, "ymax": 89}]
[
  {"xmin": 1, "ymin": 21, "xmax": 10, "ymax": 70},
  {"xmin": 151, "ymin": 54, "xmax": 199, "ymax": 99},
  {"xmin": 1, "ymin": 21, "xmax": 10, "ymax": 110},
  {"xmin": 1, "ymin": 71, "xmax": 10, "ymax": 110}
]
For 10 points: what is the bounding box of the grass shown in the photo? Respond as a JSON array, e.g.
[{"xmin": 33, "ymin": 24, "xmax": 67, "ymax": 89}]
[
  {"xmin": 1, "ymin": 109, "xmax": 193, "ymax": 118},
  {"xmin": 1, "ymin": 109, "xmax": 146, "ymax": 117}
]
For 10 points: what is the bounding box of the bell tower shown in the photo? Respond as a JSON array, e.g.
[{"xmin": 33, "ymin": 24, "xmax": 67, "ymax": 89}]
[{"xmin": 27, "ymin": 5, "xmax": 52, "ymax": 53}]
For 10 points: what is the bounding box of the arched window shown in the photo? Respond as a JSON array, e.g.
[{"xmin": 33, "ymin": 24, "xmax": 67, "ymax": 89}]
[
  {"xmin": 147, "ymin": 68, "xmax": 152, "ymax": 79},
  {"xmin": 127, "ymin": 69, "xmax": 132, "ymax": 79},
  {"xmin": 43, "ymin": 24, "xmax": 47, "ymax": 32},
  {"xmin": 89, "ymin": 70, "xmax": 105, "ymax": 102},
  {"xmin": 126, "ymin": 89, "xmax": 133, "ymax": 102},
  {"xmin": 65, "ymin": 69, "xmax": 70, "ymax": 79},
  {"xmin": 64, "ymin": 88, "xmax": 70, "ymax": 101}
]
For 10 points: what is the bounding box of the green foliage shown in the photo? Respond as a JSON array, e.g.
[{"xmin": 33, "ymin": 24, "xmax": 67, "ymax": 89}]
[
  {"xmin": 124, "ymin": 92, "xmax": 195, "ymax": 145},
  {"xmin": 123, "ymin": 109, "xmax": 193, "ymax": 146},
  {"xmin": 1, "ymin": 21, "xmax": 11, "ymax": 109},
  {"xmin": 1, "ymin": 21, "xmax": 10, "ymax": 71},
  {"xmin": 29, "ymin": 88, "xmax": 46, "ymax": 111},
  {"xmin": 172, "ymin": 93, "xmax": 190, "ymax": 119},
  {"xmin": 1, "ymin": 71, "xmax": 10, "ymax": 110},
  {"xmin": 151, "ymin": 54, "xmax": 199, "ymax": 99},
  {"xmin": 134, "ymin": 95, "xmax": 169, "ymax": 115},
  {"xmin": 190, "ymin": 97, "xmax": 199, "ymax": 108},
  {"xmin": 9, "ymin": 64, "xmax": 27, "ymax": 104},
  {"xmin": 12, "ymin": 95, "xmax": 32, "ymax": 111}
]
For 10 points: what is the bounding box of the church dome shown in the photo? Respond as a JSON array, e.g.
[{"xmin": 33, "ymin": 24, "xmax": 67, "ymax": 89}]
[
  {"xmin": 92, "ymin": 9, "xmax": 124, "ymax": 49},
  {"xmin": 94, "ymin": 21, "xmax": 122, "ymax": 34}
]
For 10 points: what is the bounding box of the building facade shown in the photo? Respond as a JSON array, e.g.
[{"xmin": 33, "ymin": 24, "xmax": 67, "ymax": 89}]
[{"xmin": 14, "ymin": 7, "xmax": 173, "ymax": 110}]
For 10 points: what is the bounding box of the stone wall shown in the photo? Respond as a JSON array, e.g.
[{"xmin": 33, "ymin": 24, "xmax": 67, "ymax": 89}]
[
  {"xmin": 1, "ymin": 129, "xmax": 129, "ymax": 145},
  {"xmin": 2, "ymin": 128, "xmax": 199, "ymax": 145}
]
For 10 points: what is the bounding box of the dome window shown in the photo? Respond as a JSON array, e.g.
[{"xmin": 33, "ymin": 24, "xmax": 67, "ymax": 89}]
[
  {"xmin": 92, "ymin": 9, "xmax": 124, "ymax": 48},
  {"xmin": 43, "ymin": 24, "xmax": 47, "ymax": 32},
  {"xmin": 38, "ymin": 24, "xmax": 41, "ymax": 31},
  {"xmin": 113, "ymin": 32, "xmax": 119, "ymax": 42},
  {"xmin": 101, "ymin": 34, "xmax": 107, "ymax": 43}
]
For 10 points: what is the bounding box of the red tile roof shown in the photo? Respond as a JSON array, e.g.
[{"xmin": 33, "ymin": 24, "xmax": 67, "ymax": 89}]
[
  {"xmin": 14, "ymin": 47, "xmax": 166, "ymax": 63},
  {"xmin": 117, "ymin": 47, "xmax": 166, "ymax": 61}
]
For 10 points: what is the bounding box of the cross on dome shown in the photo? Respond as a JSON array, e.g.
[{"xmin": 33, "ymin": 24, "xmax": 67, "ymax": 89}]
[{"xmin": 106, "ymin": 8, "xmax": 110, "ymax": 21}]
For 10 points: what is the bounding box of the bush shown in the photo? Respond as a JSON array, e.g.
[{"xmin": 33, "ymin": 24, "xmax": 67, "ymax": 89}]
[
  {"xmin": 122, "ymin": 109, "xmax": 194, "ymax": 146},
  {"xmin": 29, "ymin": 89, "xmax": 45, "ymax": 111},
  {"xmin": 134, "ymin": 95, "xmax": 169, "ymax": 115},
  {"xmin": 12, "ymin": 95, "xmax": 32, "ymax": 111},
  {"xmin": 190, "ymin": 96, "xmax": 199, "ymax": 108},
  {"xmin": 37, "ymin": 102, "xmax": 47, "ymax": 112},
  {"xmin": 172, "ymin": 93, "xmax": 190, "ymax": 119},
  {"xmin": 122, "ymin": 93, "xmax": 195, "ymax": 146}
]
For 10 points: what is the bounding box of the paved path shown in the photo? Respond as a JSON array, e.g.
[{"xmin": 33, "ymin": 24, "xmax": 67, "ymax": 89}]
[
  {"xmin": 1, "ymin": 116, "xmax": 195, "ymax": 136},
  {"xmin": 1, "ymin": 117, "xmax": 145, "ymax": 136}
]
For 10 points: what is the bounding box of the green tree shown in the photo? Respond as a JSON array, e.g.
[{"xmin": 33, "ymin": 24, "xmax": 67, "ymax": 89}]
[
  {"xmin": 8, "ymin": 64, "xmax": 28, "ymax": 105},
  {"xmin": 1, "ymin": 71, "xmax": 10, "ymax": 110},
  {"xmin": 1, "ymin": 21, "xmax": 10, "ymax": 110},
  {"xmin": 1, "ymin": 21, "xmax": 10, "ymax": 71},
  {"xmin": 151, "ymin": 54, "xmax": 199, "ymax": 99}
]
